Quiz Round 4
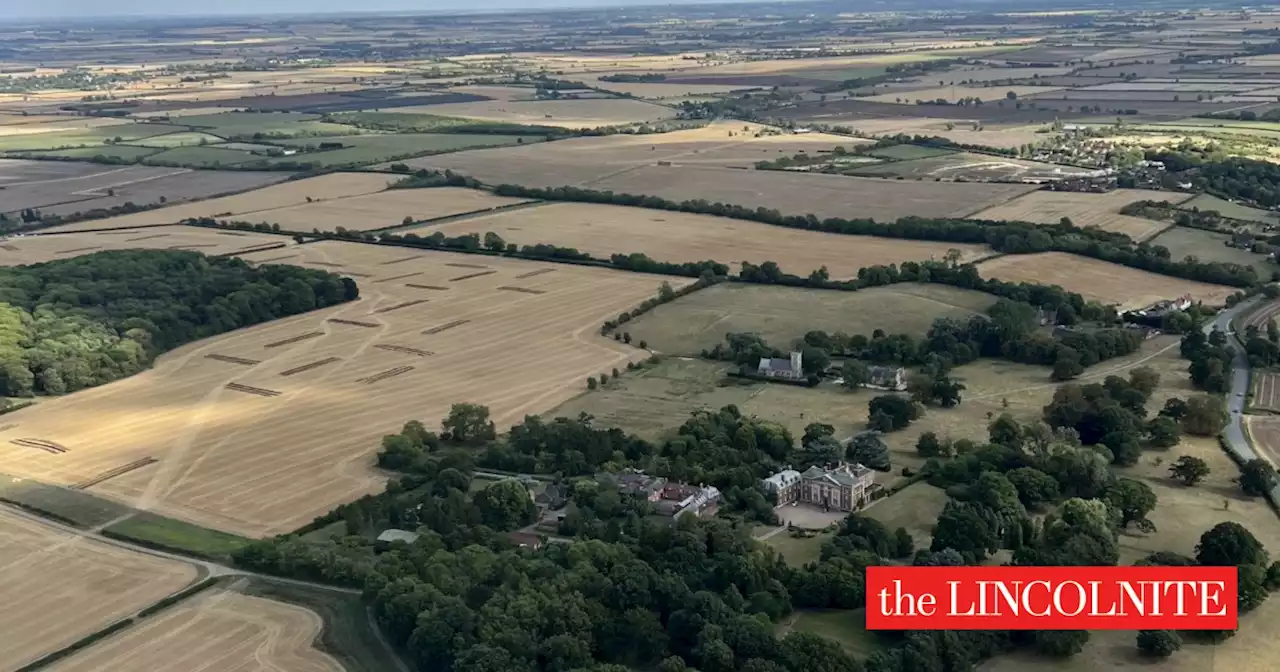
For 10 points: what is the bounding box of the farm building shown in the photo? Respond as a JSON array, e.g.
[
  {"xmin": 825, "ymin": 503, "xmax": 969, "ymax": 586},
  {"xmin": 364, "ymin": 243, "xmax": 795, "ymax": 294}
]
[
  {"xmin": 604, "ymin": 470, "xmax": 720, "ymax": 519},
  {"xmin": 1126, "ymin": 294, "xmax": 1193, "ymax": 318},
  {"xmin": 758, "ymin": 351, "xmax": 804, "ymax": 381},
  {"xmin": 763, "ymin": 462, "xmax": 876, "ymax": 513}
]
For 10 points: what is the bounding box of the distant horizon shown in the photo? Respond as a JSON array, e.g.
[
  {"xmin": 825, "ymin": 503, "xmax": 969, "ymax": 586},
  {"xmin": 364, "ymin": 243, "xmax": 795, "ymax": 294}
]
[{"xmin": 4, "ymin": 0, "xmax": 780, "ymax": 21}]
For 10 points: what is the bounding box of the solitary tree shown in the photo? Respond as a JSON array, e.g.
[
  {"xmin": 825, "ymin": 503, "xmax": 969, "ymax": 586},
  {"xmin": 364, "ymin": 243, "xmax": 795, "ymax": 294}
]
[{"xmin": 1169, "ymin": 455, "xmax": 1210, "ymax": 486}]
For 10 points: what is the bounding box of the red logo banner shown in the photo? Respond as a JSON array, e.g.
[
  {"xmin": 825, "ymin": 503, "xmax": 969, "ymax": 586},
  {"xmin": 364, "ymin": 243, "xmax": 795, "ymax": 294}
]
[{"xmin": 866, "ymin": 566, "xmax": 1238, "ymax": 630}]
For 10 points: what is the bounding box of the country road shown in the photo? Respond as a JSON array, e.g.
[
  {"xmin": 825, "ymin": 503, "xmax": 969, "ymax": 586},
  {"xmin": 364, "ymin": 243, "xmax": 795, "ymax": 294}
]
[{"xmin": 1210, "ymin": 296, "xmax": 1280, "ymax": 503}]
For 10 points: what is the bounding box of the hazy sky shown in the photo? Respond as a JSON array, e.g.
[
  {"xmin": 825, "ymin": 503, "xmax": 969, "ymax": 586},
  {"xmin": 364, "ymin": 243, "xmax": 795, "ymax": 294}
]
[{"xmin": 6, "ymin": 0, "xmax": 734, "ymax": 20}]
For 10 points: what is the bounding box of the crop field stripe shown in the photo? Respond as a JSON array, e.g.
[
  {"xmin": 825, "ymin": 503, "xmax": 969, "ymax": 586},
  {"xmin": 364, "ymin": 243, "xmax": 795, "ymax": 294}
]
[
  {"xmin": 357, "ymin": 366, "xmax": 415, "ymax": 385},
  {"xmin": 515, "ymin": 268, "xmax": 556, "ymax": 279},
  {"xmin": 252, "ymin": 254, "xmax": 298, "ymax": 264},
  {"xmin": 344, "ymin": 272, "xmax": 373, "ymax": 278},
  {"xmin": 374, "ymin": 272, "xmax": 424, "ymax": 283},
  {"xmin": 449, "ymin": 270, "xmax": 498, "ymax": 282},
  {"xmin": 497, "ymin": 286, "xmax": 547, "ymax": 295},
  {"xmin": 223, "ymin": 243, "xmax": 287, "ymax": 256},
  {"xmin": 0, "ymin": 244, "xmax": 16, "ymax": 251},
  {"xmin": 124, "ymin": 233, "xmax": 171, "ymax": 242},
  {"xmin": 204, "ymin": 353, "xmax": 261, "ymax": 366},
  {"xmin": 379, "ymin": 255, "xmax": 420, "ymax": 266},
  {"xmin": 306, "ymin": 261, "xmax": 343, "ymax": 267},
  {"xmin": 73, "ymin": 457, "xmax": 158, "ymax": 490},
  {"xmin": 373, "ymin": 298, "xmax": 430, "ymax": 314},
  {"xmin": 224, "ymin": 382, "xmax": 282, "ymax": 397},
  {"xmin": 374, "ymin": 344, "xmax": 435, "ymax": 357},
  {"xmin": 264, "ymin": 331, "xmax": 325, "ymax": 348},
  {"xmin": 279, "ymin": 357, "xmax": 342, "ymax": 377},
  {"xmin": 327, "ymin": 318, "xmax": 380, "ymax": 328},
  {"xmin": 444, "ymin": 262, "xmax": 490, "ymax": 269},
  {"xmin": 405, "ymin": 283, "xmax": 449, "ymax": 290},
  {"xmin": 9, "ymin": 438, "xmax": 68, "ymax": 454},
  {"xmin": 215, "ymin": 231, "xmax": 248, "ymax": 237},
  {"xmin": 422, "ymin": 319, "xmax": 470, "ymax": 335},
  {"xmin": 57, "ymin": 246, "xmax": 104, "ymax": 254}
]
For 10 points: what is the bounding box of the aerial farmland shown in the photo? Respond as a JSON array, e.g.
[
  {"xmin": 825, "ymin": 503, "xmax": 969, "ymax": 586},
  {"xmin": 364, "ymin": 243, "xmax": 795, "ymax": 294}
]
[{"xmin": 4, "ymin": 3, "xmax": 1280, "ymax": 672}]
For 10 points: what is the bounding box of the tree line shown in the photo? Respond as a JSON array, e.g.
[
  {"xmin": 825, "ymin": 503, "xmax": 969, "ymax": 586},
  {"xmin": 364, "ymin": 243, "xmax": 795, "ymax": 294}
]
[
  {"xmin": 0, "ymin": 250, "xmax": 356, "ymax": 397},
  {"xmin": 490, "ymin": 183, "xmax": 1259, "ymax": 288}
]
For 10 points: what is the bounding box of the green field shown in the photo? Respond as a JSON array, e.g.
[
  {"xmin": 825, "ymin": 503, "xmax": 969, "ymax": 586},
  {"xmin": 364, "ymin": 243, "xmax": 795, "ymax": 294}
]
[
  {"xmin": 214, "ymin": 141, "xmax": 283, "ymax": 152},
  {"xmin": 268, "ymin": 132, "xmax": 541, "ymax": 167},
  {"xmin": 129, "ymin": 131, "xmax": 226, "ymax": 148},
  {"xmin": 547, "ymin": 357, "xmax": 876, "ymax": 444},
  {"xmin": 102, "ymin": 512, "xmax": 251, "ymax": 562},
  {"xmin": 18, "ymin": 145, "xmax": 162, "ymax": 161},
  {"xmin": 764, "ymin": 529, "xmax": 830, "ymax": 567},
  {"xmin": 0, "ymin": 475, "xmax": 132, "ymax": 528},
  {"xmin": 142, "ymin": 145, "xmax": 260, "ymax": 167},
  {"xmin": 238, "ymin": 578, "xmax": 410, "ymax": 672},
  {"xmin": 1179, "ymin": 193, "xmax": 1280, "ymax": 223},
  {"xmin": 175, "ymin": 111, "xmax": 361, "ymax": 139},
  {"xmin": 624, "ymin": 282, "xmax": 997, "ymax": 357},
  {"xmin": 334, "ymin": 111, "xmax": 550, "ymax": 133},
  {"xmin": 787, "ymin": 609, "xmax": 885, "ymax": 659},
  {"xmin": 863, "ymin": 482, "xmax": 949, "ymax": 548},
  {"xmin": 1148, "ymin": 225, "xmax": 1277, "ymax": 280},
  {"xmin": 864, "ymin": 144, "xmax": 957, "ymax": 161},
  {"xmin": 0, "ymin": 123, "xmax": 188, "ymax": 151}
]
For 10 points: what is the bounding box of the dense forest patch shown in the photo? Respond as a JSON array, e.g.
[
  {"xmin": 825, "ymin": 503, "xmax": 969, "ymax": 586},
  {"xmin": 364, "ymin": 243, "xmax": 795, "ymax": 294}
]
[{"xmin": 0, "ymin": 250, "xmax": 357, "ymax": 396}]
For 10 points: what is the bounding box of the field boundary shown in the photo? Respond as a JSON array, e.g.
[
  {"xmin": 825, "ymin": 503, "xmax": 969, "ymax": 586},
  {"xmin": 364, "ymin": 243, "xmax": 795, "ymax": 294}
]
[{"xmin": 371, "ymin": 198, "xmax": 547, "ymax": 234}]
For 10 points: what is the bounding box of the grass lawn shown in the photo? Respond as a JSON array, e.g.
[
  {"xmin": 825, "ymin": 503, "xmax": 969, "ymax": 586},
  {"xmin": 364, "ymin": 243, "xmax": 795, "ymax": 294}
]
[
  {"xmin": 787, "ymin": 609, "xmax": 887, "ymax": 659},
  {"xmin": 1147, "ymin": 225, "xmax": 1277, "ymax": 280},
  {"xmin": 102, "ymin": 512, "xmax": 251, "ymax": 562},
  {"xmin": 1179, "ymin": 192, "xmax": 1280, "ymax": 224},
  {"xmin": 863, "ymin": 482, "xmax": 948, "ymax": 548},
  {"xmin": 0, "ymin": 475, "xmax": 132, "ymax": 528},
  {"xmin": 239, "ymin": 578, "xmax": 410, "ymax": 672},
  {"xmin": 624, "ymin": 282, "xmax": 997, "ymax": 357},
  {"xmin": 865, "ymin": 144, "xmax": 957, "ymax": 161},
  {"xmin": 765, "ymin": 530, "xmax": 830, "ymax": 567},
  {"xmin": 268, "ymin": 132, "xmax": 541, "ymax": 167}
]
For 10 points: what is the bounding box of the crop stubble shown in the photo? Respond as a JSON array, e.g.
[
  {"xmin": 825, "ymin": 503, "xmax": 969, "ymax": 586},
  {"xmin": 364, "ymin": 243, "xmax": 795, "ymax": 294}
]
[
  {"xmin": 426, "ymin": 201, "xmax": 991, "ymax": 278},
  {"xmin": 0, "ymin": 508, "xmax": 198, "ymax": 671},
  {"xmin": 970, "ymin": 188, "xmax": 1191, "ymax": 241},
  {"xmin": 976, "ymin": 251, "xmax": 1237, "ymax": 310},
  {"xmin": 46, "ymin": 588, "xmax": 343, "ymax": 672},
  {"xmin": 0, "ymin": 240, "xmax": 686, "ymax": 536}
]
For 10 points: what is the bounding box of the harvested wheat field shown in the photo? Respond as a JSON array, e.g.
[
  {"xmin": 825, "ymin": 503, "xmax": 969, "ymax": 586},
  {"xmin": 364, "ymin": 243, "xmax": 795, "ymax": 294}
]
[
  {"xmin": 969, "ymin": 188, "xmax": 1191, "ymax": 241},
  {"xmin": 403, "ymin": 96, "xmax": 677, "ymax": 128},
  {"xmin": 0, "ymin": 226, "xmax": 291, "ymax": 265},
  {"xmin": 977, "ymin": 252, "xmax": 1237, "ymax": 310},
  {"xmin": 0, "ymin": 241, "xmax": 685, "ymax": 536},
  {"xmin": 414, "ymin": 120, "xmax": 869, "ymax": 186},
  {"xmin": 427, "ymin": 201, "xmax": 991, "ymax": 278},
  {"xmin": 47, "ymin": 588, "xmax": 342, "ymax": 672},
  {"xmin": 242, "ymin": 186, "xmax": 533, "ymax": 232},
  {"xmin": 42, "ymin": 172, "xmax": 399, "ymax": 232},
  {"xmin": 0, "ymin": 507, "xmax": 199, "ymax": 671}
]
